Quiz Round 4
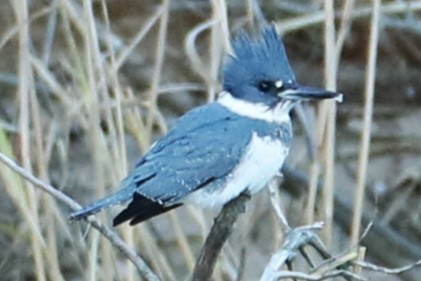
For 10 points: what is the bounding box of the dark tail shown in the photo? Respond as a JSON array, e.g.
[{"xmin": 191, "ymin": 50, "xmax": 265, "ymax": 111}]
[
  {"xmin": 69, "ymin": 190, "xmax": 132, "ymax": 221},
  {"xmin": 113, "ymin": 192, "xmax": 182, "ymax": 226}
]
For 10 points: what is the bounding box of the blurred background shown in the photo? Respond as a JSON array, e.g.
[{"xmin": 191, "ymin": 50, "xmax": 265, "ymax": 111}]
[{"xmin": 0, "ymin": 0, "xmax": 420, "ymax": 280}]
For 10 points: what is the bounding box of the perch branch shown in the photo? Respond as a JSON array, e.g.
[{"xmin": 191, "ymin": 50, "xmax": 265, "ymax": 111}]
[{"xmin": 190, "ymin": 192, "xmax": 251, "ymax": 281}]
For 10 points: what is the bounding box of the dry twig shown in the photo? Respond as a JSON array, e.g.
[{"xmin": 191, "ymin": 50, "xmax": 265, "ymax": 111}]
[
  {"xmin": 354, "ymin": 259, "xmax": 421, "ymax": 275},
  {"xmin": 0, "ymin": 152, "xmax": 160, "ymax": 281},
  {"xmin": 272, "ymin": 269, "xmax": 365, "ymax": 281}
]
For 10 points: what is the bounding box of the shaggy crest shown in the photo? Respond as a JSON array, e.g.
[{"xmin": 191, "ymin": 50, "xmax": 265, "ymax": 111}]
[{"xmin": 223, "ymin": 25, "xmax": 296, "ymax": 93}]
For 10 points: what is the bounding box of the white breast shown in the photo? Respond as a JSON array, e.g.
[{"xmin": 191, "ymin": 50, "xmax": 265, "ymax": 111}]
[{"xmin": 183, "ymin": 132, "xmax": 289, "ymax": 208}]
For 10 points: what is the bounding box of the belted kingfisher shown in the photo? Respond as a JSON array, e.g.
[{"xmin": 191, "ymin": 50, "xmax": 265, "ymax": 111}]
[{"xmin": 70, "ymin": 25, "xmax": 341, "ymax": 226}]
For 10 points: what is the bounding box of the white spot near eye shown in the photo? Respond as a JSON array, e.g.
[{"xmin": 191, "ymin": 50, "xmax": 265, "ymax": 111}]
[
  {"xmin": 275, "ymin": 80, "xmax": 284, "ymax": 89},
  {"xmin": 334, "ymin": 93, "xmax": 344, "ymax": 103}
]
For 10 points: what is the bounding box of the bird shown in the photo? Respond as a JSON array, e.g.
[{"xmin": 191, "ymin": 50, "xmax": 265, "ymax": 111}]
[{"xmin": 69, "ymin": 25, "xmax": 341, "ymax": 226}]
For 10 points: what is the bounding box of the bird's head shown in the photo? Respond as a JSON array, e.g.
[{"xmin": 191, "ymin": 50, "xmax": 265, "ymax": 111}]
[{"xmin": 222, "ymin": 25, "xmax": 341, "ymax": 110}]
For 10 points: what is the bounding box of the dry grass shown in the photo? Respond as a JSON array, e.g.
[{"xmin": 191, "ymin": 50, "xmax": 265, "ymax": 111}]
[{"xmin": 0, "ymin": 0, "xmax": 420, "ymax": 280}]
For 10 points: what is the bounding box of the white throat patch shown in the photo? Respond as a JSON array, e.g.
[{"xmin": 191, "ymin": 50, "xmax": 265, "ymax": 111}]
[{"xmin": 217, "ymin": 91, "xmax": 291, "ymax": 124}]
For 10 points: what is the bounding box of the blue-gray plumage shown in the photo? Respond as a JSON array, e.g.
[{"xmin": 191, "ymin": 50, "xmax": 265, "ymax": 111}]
[{"xmin": 70, "ymin": 25, "xmax": 341, "ymax": 226}]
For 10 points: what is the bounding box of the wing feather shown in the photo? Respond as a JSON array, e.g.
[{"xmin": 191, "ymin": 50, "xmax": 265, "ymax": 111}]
[{"xmin": 124, "ymin": 103, "xmax": 252, "ymax": 203}]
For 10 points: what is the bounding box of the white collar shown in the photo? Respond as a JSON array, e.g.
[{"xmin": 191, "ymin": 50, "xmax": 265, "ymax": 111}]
[{"xmin": 217, "ymin": 91, "xmax": 291, "ymax": 124}]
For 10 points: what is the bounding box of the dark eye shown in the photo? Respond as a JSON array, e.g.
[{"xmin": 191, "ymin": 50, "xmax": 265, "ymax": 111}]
[{"xmin": 258, "ymin": 80, "xmax": 273, "ymax": 92}]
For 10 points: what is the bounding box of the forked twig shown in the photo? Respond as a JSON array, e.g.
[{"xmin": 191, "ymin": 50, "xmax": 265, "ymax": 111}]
[{"xmin": 260, "ymin": 222, "xmax": 324, "ymax": 281}]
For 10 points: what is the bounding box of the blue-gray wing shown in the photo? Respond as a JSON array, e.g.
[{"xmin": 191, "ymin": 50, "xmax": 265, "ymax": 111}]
[
  {"xmin": 69, "ymin": 102, "xmax": 253, "ymax": 224},
  {"xmin": 123, "ymin": 103, "xmax": 252, "ymax": 203}
]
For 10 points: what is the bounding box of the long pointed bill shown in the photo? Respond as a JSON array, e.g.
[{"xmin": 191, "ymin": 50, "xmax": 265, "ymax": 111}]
[{"xmin": 280, "ymin": 85, "xmax": 343, "ymax": 103}]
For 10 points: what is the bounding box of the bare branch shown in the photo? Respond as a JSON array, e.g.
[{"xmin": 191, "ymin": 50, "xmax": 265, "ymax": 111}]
[
  {"xmin": 190, "ymin": 192, "xmax": 251, "ymax": 281},
  {"xmin": 268, "ymin": 179, "xmax": 291, "ymax": 231},
  {"xmin": 0, "ymin": 152, "xmax": 160, "ymax": 281},
  {"xmin": 273, "ymin": 269, "xmax": 365, "ymax": 281},
  {"xmin": 354, "ymin": 259, "xmax": 421, "ymax": 274}
]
